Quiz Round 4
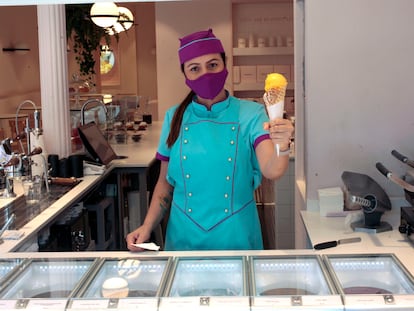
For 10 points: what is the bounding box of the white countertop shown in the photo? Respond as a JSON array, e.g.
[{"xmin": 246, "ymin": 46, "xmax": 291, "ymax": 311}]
[
  {"xmin": 301, "ymin": 197, "xmax": 414, "ymax": 252},
  {"xmin": 109, "ymin": 122, "xmax": 161, "ymax": 168},
  {"xmin": 0, "ymin": 122, "xmax": 163, "ymax": 254},
  {"xmin": 1, "ymin": 247, "xmax": 413, "ymax": 273}
]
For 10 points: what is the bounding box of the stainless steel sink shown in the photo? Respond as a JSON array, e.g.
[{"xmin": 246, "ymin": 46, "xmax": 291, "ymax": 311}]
[{"xmin": 0, "ymin": 182, "xmax": 81, "ymax": 230}]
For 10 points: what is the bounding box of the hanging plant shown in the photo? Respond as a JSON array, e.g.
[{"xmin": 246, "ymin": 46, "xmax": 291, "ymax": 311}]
[{"xmin": 65, "ymin": 4, "xmax": 117, "ymax": 85}]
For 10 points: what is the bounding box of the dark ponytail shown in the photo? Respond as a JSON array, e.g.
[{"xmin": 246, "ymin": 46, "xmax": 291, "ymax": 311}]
[{"xmin": 166, "ymin": 90, "xmax": 194, "ymax": 147}]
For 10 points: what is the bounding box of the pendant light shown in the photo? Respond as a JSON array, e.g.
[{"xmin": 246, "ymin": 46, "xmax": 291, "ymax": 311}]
[
  {"xmin": 90, "ymin": 2, "xmax": 119, "ymax": 28},
  {"xmin": 107, "ymin": 7, "xmax": 134, "ymax": 35}
]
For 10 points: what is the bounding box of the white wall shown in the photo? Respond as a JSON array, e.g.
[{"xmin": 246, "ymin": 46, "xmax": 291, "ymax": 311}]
[
  {"xmin": 0, "ymin": 6, "xmax": 41, "ymax": 113},
  {"xmin": 302, "ymin": 0, "xmax": 414, "ymax": 201},
  {"xmin": 155, "ymin": 0, "xmax": 232, "ymax": 120}
]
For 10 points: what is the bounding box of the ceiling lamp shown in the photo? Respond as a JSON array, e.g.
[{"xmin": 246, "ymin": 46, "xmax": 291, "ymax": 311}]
[
  {"xmin": 90, "ymin": 2, "xmax": 119, "ymax": 28},
  {"xmin": 108, "ymin": 7, "xmax": 134, "ymax": 35}
]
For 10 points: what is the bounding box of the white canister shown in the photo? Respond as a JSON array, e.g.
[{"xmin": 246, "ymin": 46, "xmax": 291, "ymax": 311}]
[
  {"xmin": 257, "ymin": 37, "xmax": 266, "ymax": 48},
  {"xmin": 238, "ymin": 37, "xmax": 246, "ymax": 48}
]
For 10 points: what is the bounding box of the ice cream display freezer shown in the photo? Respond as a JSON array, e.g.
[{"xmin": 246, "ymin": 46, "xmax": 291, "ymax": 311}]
[
  {"xmin": 159, "ymin": 256, "xmax": 249, "ymax": 311},
  {"xmin": 69, "ymin": 257, "xmax": 171, "ymax": 311},
  {"xmin": 323, "ymin": 254, "xmax": 414, "ymax": 311},
  {"xmin": 0, "ymin": 253, "xmax": 414, "ymax": 310},
  {"xmin": 249, "ymin": 255, "xmax": 343, "ymax": 310}
]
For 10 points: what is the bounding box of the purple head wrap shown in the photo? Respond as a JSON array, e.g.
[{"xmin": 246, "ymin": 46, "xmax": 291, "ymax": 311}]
[{"xmin": 178, "ymin": 29, "xmax": 225, "ymax": 65}]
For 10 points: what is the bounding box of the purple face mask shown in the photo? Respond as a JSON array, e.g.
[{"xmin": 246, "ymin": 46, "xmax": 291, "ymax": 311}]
[{"xmin": 186, "ymin": 69, "xmax": 228, "ymax": 100}]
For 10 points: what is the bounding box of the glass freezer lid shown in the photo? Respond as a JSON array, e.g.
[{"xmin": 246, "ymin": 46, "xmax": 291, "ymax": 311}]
[
  {"xmin": 324, "ymin": 254, "xmax": 414, "ymax": 295},
  {"xmin": 0, "ymin": 258, "xmax": 97, "ymax": 299},
  {"xmin": 0, "ymin": 259, "xmax": 24, "ymax": 281},
  {"xmin": 0, "ymin": 258, "xmax": 25, "ymax": 292},
  {"xmin": 77, "ymin": 258, "xmax": 170, "ymax": 299},
  {"xmin": 164, "ymin": 256, "xmax": 247, "ymax": 297},
  {"xmin": 250, "ymin": 255, "xmax": 336, "ymax": 296}
]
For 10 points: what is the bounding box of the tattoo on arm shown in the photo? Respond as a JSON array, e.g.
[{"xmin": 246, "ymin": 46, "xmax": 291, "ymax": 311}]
[{"xmin": 159, "ymin": 191, "xmax": 173, "ymax": 216}]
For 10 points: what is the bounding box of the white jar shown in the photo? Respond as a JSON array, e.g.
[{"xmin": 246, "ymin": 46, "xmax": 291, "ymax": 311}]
[
  {"xmin": 238, "ymin": 37, "xmax": 246, "ymax": 48},
  {"xmin": 258, "ymin": 37, "xmax": 266, "ymax": 48}
]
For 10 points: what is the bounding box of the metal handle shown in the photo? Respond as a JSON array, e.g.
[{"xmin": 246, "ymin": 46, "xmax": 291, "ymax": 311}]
[
  {"xmin": 376, "ymin": 162, "xmax": 390, "ymax": 177},
  {"xmin": 391, "ymin": 149, "xmax": 407, "ymax": 163},
  {"xmin": 314, "ymin": 240, "xmax": 338, "ymax": 250}
]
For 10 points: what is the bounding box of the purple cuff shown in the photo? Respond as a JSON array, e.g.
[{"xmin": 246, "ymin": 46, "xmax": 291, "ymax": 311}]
[
  {"xmin": 254, "ymin": 134, "xmax": 270, "ymax": 149},
  {"xmin": 156, "ymin": 152, "xmax": 169, "ymax": 162}
]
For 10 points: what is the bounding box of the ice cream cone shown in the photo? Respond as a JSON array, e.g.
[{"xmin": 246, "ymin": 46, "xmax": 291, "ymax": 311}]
[
  {"xmin": 263, "ymin": 73, "xmax": 288, "ymax": 120},
  {"xmin": 263, "ymin": 73, "xmax": 288, "ymax": 156}
]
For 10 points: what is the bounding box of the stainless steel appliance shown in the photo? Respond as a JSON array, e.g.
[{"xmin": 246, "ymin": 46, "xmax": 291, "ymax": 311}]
[
  {"xmin": 160, "ymin": 256, "xmax": 249, "ymax": 311},
  {"xmin": 341, "ymin": 171, "xmax": 392, "ymax": 233},
  {"xmin": 324, "ymin": 254, "xmax": 414, "ymax": 310},
  {"xmin": 377, "ymin": 150, "xmax": 414, "ymax": 240},
  {"xmin": 249, "ymin": 255, "xmax": 343, "ymax": 310}
]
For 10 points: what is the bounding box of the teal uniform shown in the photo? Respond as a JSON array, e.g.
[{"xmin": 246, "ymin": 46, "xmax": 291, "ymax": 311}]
[{"xmin": 156, "ymin": 95, "xmax": 270, "ymax": 251}]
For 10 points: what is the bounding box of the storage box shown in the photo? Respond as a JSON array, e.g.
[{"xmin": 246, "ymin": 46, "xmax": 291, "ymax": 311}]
[
  {"xmin": 233, "ymin": 66, "xmax": 241, "ymax": 84},
  {"xmin": 274, "ymin": 65, "xmax": 291, "ymax": 82},
  {"xmin": 240, "ymin": 65, "xmax": 257, "ymax": 83},
  {"xmin": 318, "ymin": 187, "xmax": 344, "ymax": 217},
  {"xmin": 256, "ymin": 65, "xmax": 274, "ymax": 83}
]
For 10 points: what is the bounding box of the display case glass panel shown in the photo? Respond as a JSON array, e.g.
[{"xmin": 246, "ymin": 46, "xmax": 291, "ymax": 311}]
[
  {"xmin": 78, "ymin": 258, "xmax": 170, "ymax": 298},
  {"xmin": 0, "ymin": 258, "xmax": 97, "ymax": 299},
  {"xmin": 0, "ymin": 259, "xmax": 24, "ymax": 290},
  {"xmin": 251, "ymin": 255, "xmax": 335, "ymax": 296},
  {"xmin": 324, "ymin": 254, "xmax": 414, "ymax": 295},
  {"xmin": 164, "ymin": 256, "xmax": 247, "ymax": 297}
]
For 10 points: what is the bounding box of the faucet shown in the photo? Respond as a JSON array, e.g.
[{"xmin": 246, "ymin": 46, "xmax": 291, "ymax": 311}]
[
  {"xmin": 15, "ymin": 100, "xmax": 41, "ymax": 156},
  {"xmin": 0, "ymin": 213, "xmax": 15, "ymax": 244},
  {"xmin": 80, "ymin": 98, "xmax": 108, "ymax": 126}
]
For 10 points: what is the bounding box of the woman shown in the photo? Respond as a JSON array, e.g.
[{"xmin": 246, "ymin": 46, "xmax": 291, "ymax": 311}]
[{"xmin": 126, "ymin": 29, "xmax": 294, "ymax": 251}]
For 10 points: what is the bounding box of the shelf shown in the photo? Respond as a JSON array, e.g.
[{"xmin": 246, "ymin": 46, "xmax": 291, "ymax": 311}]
[
  {"xmin": 85, "ymin": 197, "xmax": 115, "ymax": 251},
  {"xmin": 233, "ymin": 47, "xmax": 294, "ymax": 56},
  {"xmin": 233, "ymin": 82, "xmax": 294, "ymax": 92}
]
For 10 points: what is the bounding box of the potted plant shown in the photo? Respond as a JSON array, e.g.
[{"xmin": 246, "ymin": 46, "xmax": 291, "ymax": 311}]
[{"xmin": 65, "ymin": 4, "xmax": 114, "ymax": 86}]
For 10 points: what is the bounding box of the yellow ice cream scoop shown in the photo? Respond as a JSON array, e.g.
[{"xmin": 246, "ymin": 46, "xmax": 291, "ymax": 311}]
[{"xmin": 264, "ymin": 73, "xmax": 288, "ymax": 92}]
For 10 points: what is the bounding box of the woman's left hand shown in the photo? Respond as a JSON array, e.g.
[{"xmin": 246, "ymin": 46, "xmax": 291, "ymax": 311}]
[{"xmin": 263, "ymin": 118, "xmax": 294, "ymax": 151}]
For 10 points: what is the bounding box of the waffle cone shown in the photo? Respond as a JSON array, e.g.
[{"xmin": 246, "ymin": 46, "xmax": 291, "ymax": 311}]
[{"xmin": 265, "ymin": 86, "xmax": 287, "ymax": 105}]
